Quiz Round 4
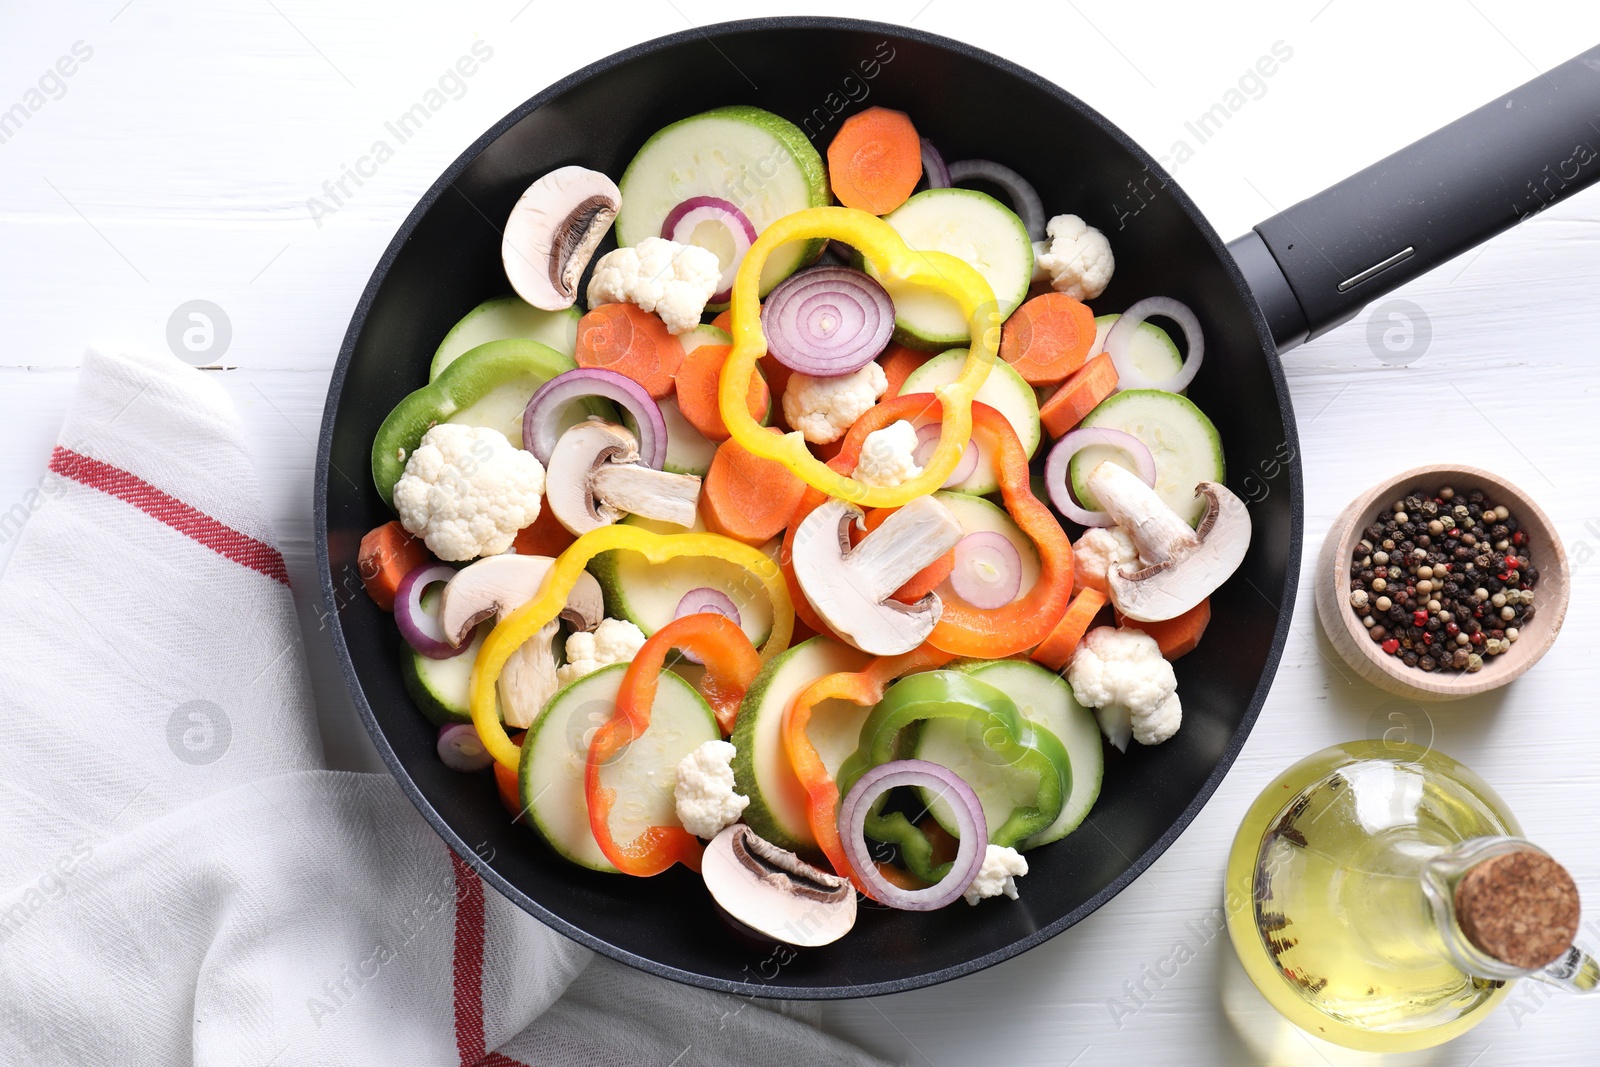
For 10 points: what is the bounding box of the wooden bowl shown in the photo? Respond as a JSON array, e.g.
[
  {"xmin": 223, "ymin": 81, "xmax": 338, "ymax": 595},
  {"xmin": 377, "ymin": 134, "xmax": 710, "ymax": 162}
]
[{"xmin": 1315, "ymin": 464, "xmax": 1569, "ymax": 700}]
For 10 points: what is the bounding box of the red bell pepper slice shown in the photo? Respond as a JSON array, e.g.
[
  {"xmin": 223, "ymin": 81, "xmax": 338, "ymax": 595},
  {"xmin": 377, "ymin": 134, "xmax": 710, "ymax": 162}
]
[{"xmin": 584, "ymin": 613, "xmax": 760, "ymax": 876}]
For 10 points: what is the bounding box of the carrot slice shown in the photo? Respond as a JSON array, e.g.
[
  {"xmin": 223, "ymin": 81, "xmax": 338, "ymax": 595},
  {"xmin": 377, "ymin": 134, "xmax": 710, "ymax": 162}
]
[
  {"xmin": 1116, "ymin": 600, "xmax": 1211, "ymax": 661},
  {"xmin": 710, "ymin": 309, "xmax": 732, "ymax": 334},
  {"xmin": 675, "ymin": 344, "xmax": 769, "ymax": 442},
  {"xmin": 700, "ymin": 430, "xmax": 809, "ymax": 546},
  {"xmin": 1039, "ymin": 353, "xmax": 1118, "ymax": 438},
  {"xmin": 512, "ymin": 504, "xmax": 576, "ymax": 559},
  {"xmin": 826, "ymin": 107, "xmax": 923, "ymax": 215},
  {"xmin": 879, "ymin": 343, "xmax": 929, "ymax": 400},
  {"xmin": 358, "ymin": 520, "xmax": 431, "ymax": 612},
  {"xmin": 574, "ymin": 303, "xmax": 684, "ymax": 399},
  {"xmin": 1031, "ymin": 587, "xmax": 1108, "ymax": 671},
  {"xmin": 1000, "ymin": 292, "xmax": 1096, "ymax": 386},
  {"xmin": 759, "ymin": 353, "xmax": 794, "ymax": 432},
  {"xmin": 850, "ymin": 507, "xmax": 954, "ymax": 603}
]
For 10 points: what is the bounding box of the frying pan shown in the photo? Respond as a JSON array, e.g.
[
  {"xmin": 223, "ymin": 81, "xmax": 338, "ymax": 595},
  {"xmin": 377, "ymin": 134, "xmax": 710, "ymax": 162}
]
[{"xmin": 314, "ymin": 17, "xmax": 1600, "ymax": 997}]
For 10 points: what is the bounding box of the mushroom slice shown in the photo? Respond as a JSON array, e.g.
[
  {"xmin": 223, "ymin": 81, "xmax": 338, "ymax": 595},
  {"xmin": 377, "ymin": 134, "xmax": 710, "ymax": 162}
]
[
  {"xmin": 791, "ymin": 496, "xmax": 964, "ymax": 656},
  {"xmin": 436, "ymin": 554, "xmax": 605, "ymax": 729},
  {"xmin": 545, "ymin": 420, "xmax": 702, "ymax": 535},
  {"xmin": 1088, "ymin": 460, "xmax": 1252, "ymax": 623},
  {"xmin": 502, "ymin": 166, "xmax": 621, "ymax": 311},
  {"xmin": 701, "ymin": 824, "xmax": 857, "ymax": 948}
]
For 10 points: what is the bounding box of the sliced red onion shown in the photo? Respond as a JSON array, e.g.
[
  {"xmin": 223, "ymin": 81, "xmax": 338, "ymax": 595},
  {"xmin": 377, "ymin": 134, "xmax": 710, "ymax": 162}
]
[
  {"xmin": 522, "ymin": 368, "xmax": 665, "ymax": 469},
  {"xmin": 920, "ymin": 138, "xmax": 950, "ymax": 189},
  {"xmin": 396, "ymin": 564, "xmax": 470, "ymax": 659},
  {"xmin": 661, "ymin": 196, "xmax": 758, "ymax": 304},
  {"xmin": 438, "ymin": 723, "xmax": 494, "ymax": 772},
  {"xmin": 838, "ymin": 759, "xmax": 987, "ymax": 911},
  {"xmin": 761, "ymin": 267, "xmax": 894, "ymax": 377},
  {"xmin": 1104, "ymin": 297, "xmax": 1204, "ymax": 392},
  {"xmin": 913, "ymin": 424, "xmax": 979, "ymax": 487},
  {"xmin": 951, "ymin": 531, "xmax": 1022, "ymax": 609},
  {"xmin": 948, "ymin": 159, "xmax": 1045, "ymax": 241},
  {"xmin": 1044, "ymin": 428, "xmax": 1157, "ymax": 527},
  {"xmin": 672, "ymin": 588, "xmax": 742, "ymax": 665}
]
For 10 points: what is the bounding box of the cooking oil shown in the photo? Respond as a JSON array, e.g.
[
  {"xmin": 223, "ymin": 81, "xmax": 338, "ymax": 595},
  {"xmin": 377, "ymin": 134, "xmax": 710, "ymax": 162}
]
[{"xmin": 1226, "ymin": 740, "xmax": 1594, "ymax": 1052}]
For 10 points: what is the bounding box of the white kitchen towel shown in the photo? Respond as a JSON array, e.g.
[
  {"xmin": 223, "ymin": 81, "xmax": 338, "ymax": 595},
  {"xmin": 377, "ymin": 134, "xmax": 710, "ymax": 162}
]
[{"xmin": 0, "ymin": 348, "xmax": 889, "ymax": 1067}]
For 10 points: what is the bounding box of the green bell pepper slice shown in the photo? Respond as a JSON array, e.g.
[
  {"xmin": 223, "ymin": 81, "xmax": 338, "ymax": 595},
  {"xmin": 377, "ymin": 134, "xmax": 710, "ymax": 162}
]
[
  {"xmin": 835, "ymin": 670, "xmax": 1070, "ymax": 883},
  {"xmin": 370, "ymin": 337, "xmax": 605, "ymax": 507}
]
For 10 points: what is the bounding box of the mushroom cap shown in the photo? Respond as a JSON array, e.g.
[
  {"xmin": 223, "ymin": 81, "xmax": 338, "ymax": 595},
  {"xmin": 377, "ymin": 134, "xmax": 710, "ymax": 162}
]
[
  {"xmin": 437, "ymin": 553, "xmax": 604, "ymax": 646},
  {"xmin": 502, "ymin": 166, "xmax": 621, "ymax": 311},
  {"xmin": 791, "ymin": 496, "xmax": 963, "ymax": 656},
  {"xmin": 1108, "ymin": 481, "xmax": 1251, "ymax": 622},
  {"xmin": 701, "ymin": 824, "xmax": 857, "ymax": 948},
  {"xmin": 544, "ymin": 420, "xmax": 640, "ymax": 536}
]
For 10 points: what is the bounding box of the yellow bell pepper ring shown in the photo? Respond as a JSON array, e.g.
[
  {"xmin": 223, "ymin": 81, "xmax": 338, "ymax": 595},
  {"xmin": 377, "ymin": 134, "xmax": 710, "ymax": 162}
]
[
  {"xmin": 469, "ymin": 526, "xmax": 795, "ymax": 770},
  {"xmin": 718, "ymin": 207, "xmax": 1002, "ymax": 508}
]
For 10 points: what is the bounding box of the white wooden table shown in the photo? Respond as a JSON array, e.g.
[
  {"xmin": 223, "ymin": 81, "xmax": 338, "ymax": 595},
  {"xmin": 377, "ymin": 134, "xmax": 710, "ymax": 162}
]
[{"xmin": 4, "ymin": 2, "xmax": 1598, "ymax": 1062}]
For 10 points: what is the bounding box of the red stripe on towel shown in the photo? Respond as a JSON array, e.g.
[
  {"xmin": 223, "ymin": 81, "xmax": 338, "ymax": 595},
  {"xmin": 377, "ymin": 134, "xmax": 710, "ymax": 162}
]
[
  {"xmin": 450, "ymin": 851, "xmax": 532, "ymax": 1067},
  {"xmin": 451, "ymin": 850, "xmax": 488, "ymax": 1066},
  {"xmin": 47, "ymin": 446, "xmax": 290, "ymax": 586}
]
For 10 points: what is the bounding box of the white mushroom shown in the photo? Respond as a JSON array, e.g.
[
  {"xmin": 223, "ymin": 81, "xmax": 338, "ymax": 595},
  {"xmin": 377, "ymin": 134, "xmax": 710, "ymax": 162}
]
[
  {"xmin": 701, "ymin": 824, "xmax": 856, "ymax": 948},
  {"xmin": 790, "ymin": 496, "xmax": 964, "ymax": 656},
  {"xmin": 436, "ymin": 554, "xmax": 604, "ymax": 728},
  {"xmin": 502, "ymin": 166, "xmax": 621, "ymax": 311},
  {"xmin": 1087, "ymin": 460, "xmax": 1252, "ymax": 623},
  {"xmin": 544, "ymin": 420, "xmax": 702, "ymax": 535}
]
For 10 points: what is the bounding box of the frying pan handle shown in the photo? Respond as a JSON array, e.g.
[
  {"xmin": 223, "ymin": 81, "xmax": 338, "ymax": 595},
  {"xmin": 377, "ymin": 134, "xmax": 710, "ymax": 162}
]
[{"xmin": 1230, "ymin": 44, "xmax": 1600, "ymax": 351}]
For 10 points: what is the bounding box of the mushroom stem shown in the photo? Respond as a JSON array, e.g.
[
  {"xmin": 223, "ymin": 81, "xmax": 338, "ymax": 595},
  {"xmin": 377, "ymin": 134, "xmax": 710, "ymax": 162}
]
[
  {"xmin": 590, "ymin": 463, "xmax": 702, "ymax": 529},
  {"xmin": 1087, "ymin": 461, "xmax": 1200, "ymax": 565},
  {"xmin": 845, "ymin": 497, "xmax": 965, "ymax": 601},
  {"xmin": 499, "ymin": 621, "xmax": 561, "ymax": 730}
]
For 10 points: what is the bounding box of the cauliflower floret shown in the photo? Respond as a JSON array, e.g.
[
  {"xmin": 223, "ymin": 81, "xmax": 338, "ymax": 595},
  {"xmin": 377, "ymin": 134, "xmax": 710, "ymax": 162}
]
[
  {"xmin": 585, "ymin": 236, "xmax": 720, "ymax": 334},
  {"xmin": 1032, "ymin": 213, "xmax": 1114, "ymax": 301},
  {"xmin": 556, "ymin": 618, "xmax": 647, "ymax": 687},
  {"xmin": 963, "ymin": 845, "xmax": 1029, "ymax": 905},
  {"xmin": 854, "ymin": 419, "xmax": 923, "ymax": 488},
  {"xmin": 1073, "ymin": 525, "xmax": 1139, "ymax": 592},
  {"xmin": 674, "ymin": 739, "xmax": 750, "ymax": 839},
  {"xmin": 392, "ymin": 424, "xmax": 545, "ymax": 561},
  {"xmin": 782, "ymin": 362, "xmax": 888, "ymax": 445},
  {"xmin": 1066, "ymin": 625, "xmax": 1182, "ymax": 750}
]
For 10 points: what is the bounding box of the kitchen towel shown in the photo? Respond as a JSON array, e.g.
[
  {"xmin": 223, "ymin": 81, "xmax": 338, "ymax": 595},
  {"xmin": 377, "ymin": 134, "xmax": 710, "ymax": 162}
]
[{"xmin": 0, "ymin": 347, "xmax": 889, "ymax": 1067}]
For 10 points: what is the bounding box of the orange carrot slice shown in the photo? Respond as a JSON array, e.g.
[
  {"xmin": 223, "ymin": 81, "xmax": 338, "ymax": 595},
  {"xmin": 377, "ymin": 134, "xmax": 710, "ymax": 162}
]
[
  {"xmin": 701, "ymin": 430, "xmax": 808, "ymax": 546},
  {"xmin": 675, "ymin": 344, "xmax": 769, "ymax": 442},
  {"xmin": 358, "ymin": 521, "xmax": 431, "ymax": 612},
  {"xmin": 1116, "ymin": 600, "xmax": 1212, "ymax": 661},
  {"xmin": 879, "ymin": 343, "xmax": 929, "ymax": 400},
  {"xmin": 827, "ymin": 107, "xmax": 923, "ymax": 215},
  {"xmin": 1040, "ymin": 353, "xmax": 1118, "ymax": 438},
  {"xmin": 1031, "ymin": 587, "xmax": 1108, "ymax": 671},
  {"xmin": 1000, "ymin": 292, "xmax": 1096, "ymax": 385},
  {"xmin": 512, "ymin": 504, "xmax": 576, "ymax": 559},
  {"xmin": 574, "ymin": 303, "xmax": 684, "ymax": 399}
]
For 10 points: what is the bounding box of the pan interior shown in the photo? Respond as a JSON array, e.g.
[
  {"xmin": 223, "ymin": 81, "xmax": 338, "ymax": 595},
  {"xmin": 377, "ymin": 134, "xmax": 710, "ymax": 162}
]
[{"xmin": 317, "ymin": 18, "xmax": 1298, "ymax": 997}]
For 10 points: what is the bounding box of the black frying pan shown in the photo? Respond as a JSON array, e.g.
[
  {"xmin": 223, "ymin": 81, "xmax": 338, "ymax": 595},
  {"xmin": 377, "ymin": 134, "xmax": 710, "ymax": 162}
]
[{"xmin": 314, "ymin": 17, "xmax": 1600, "ymax": 997}]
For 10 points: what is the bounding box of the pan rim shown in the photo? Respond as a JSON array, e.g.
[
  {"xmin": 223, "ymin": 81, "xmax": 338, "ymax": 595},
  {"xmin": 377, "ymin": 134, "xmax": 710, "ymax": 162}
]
[{"xmin": 313, "ymin": 13, "xmax": 1302, "ymax": 999}]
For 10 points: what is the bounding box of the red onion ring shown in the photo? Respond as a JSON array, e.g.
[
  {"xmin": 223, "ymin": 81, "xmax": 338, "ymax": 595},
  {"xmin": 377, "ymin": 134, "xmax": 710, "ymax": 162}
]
[
  {"xmin": 661, "ymin": 196, "xmax": 758, "ymax": 304},
  {"xmin": 437, "ymin": 723, "xmax": 494, "ymax": 772},
  {"xmin": 396, "ymin": 563, "xmax": 469, "ymax": 659},
  {"xmin": 1044, "ymin": 428, "xmax": 1158, "ymax": 528},
  {"xmin": 838, "ymin": 759, "xmax": 988, "ymax": 911},
  {"xmin": 948, "ymin": 159, "xmax": 1045, "ymax": 241},
  {"xmin": 761, "ymin": 267, "xmax": 894, "ymax": 377},
  {"xmin": 913, "ymin": 424, "xmax": 979, "ymax": 487},
  {"xmin": 950, "ymin": 531, "xmax": 1022, "ymax": 609},
  {"xmin": 522, "ymin": 368, "xmax": 666, "ymax": 469},
  {"xmin": 1104, "ymin": 297, "xmax": 1204, "ymax": 392},
  {"xmin": 920, "ymin": 138, "xmax": 951, "ymax": 189},
  {"xmin": 672, "ymin": 587, "xmax": 742, "ymax": 665}
]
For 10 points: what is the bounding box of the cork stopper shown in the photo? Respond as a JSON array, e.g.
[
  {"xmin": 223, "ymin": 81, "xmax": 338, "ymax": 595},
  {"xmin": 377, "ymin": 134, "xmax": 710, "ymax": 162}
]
[{"xmin": 1454, "ymin": 850, "xmax": 1580, "ymax": 970}]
